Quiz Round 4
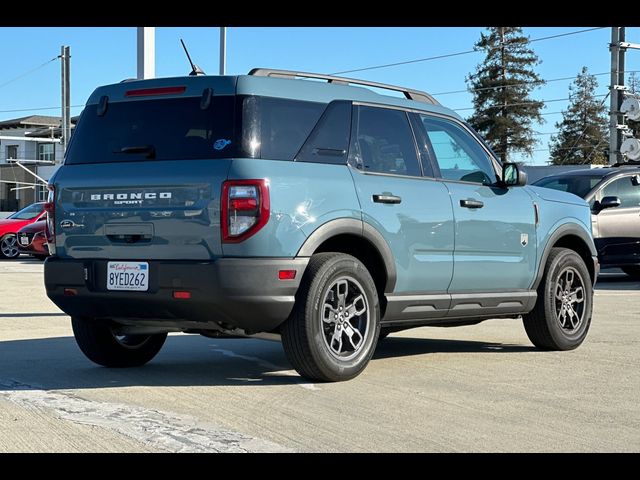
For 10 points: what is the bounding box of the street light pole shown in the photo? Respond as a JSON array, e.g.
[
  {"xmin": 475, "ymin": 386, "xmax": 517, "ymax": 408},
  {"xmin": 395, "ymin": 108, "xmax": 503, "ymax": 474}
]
[{"xmin": 219, "ymin": 27, "xmax": 226, "ymax": 75}]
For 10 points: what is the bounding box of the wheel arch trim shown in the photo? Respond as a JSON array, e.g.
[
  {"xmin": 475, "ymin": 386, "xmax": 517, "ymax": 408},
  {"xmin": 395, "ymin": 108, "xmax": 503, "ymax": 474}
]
[
  {"xmin": 296, "ymin": 218, "xmax": 397, "ymax": 293},
  {"xmin": 532, "ymin": 223, "xmax": 597, "ymax": 289}
]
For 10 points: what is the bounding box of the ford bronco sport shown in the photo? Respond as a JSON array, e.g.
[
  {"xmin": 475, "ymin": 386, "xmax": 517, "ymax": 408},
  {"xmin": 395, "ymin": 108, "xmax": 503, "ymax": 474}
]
[{"xmin": 44, "ymin": 69, "xmax": 598, "ymax": 382}]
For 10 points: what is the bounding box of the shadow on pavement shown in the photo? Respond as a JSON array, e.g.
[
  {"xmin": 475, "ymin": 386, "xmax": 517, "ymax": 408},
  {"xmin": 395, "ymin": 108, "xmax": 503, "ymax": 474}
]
[
  {"xmin": 596, "ymin": 268, "xmax": 640, "ymax": 291},
  {"xmin": 0, "ymin": 333, "xmax": 534, "ymax": 391},
  {"xmin": 374, "ymin": 336, "xmax": 535, "ymax": 359}
]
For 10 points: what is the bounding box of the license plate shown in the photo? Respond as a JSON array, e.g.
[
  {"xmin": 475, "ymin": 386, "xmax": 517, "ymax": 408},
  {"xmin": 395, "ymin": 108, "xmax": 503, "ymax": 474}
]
[
  {"xmin": 107, "ymin": 261, "xmax": 149, "ymax": 291},
  {"xmin": 19, "ymin": 236, "xmax": 29, "ymax": 246}
]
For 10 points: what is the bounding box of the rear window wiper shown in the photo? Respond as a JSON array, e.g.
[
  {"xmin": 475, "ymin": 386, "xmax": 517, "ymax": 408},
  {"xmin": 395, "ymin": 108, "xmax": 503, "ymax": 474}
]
[{"xmin": 118, "ymin": 145, "xmax": 156, "ymax": 159}]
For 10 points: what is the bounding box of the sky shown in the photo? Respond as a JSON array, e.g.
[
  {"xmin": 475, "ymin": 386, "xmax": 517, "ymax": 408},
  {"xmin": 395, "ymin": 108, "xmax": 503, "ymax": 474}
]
[{"xmin": 1, "ymin": 26, "xmax": 639, "ymax": 165}]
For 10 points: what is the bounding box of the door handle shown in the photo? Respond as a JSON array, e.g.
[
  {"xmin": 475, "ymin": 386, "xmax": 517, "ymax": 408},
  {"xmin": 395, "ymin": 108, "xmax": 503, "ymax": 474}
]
[
  {"xmin": 373, "ymin": 194, "xmax": 402, "ymax": 204},
  {"xmin": 460, "ymin": 198, "xmax": 484, "ymax": 209}
]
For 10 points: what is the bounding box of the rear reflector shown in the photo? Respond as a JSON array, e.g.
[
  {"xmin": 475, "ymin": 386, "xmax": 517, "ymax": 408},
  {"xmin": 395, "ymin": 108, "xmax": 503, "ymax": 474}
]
[
  {"xmin": 125, "ymin": 86, "xmax": 186, "ymax": 97},
  {"xmin": 64, "ymin": 288, "xmax": 77, "ymax": 297},
  {"xmin": 278, "ymin": 270, "xmax": 297, "ymax": 280},
  {"xmin": 173, "ymin": 291, "xmax": 191, "ymax": 299}
]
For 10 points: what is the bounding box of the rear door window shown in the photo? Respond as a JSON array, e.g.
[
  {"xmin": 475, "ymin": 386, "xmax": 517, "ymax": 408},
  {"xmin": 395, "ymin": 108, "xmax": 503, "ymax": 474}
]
[{"xmin": 350, "ymin": 106, "xmax": 421, "ymax": 176}]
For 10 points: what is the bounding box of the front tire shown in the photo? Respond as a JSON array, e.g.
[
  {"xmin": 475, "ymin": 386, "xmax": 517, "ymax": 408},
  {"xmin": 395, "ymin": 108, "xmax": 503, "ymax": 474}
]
[
  {"xmin": 71, "ymin": 317, "xmax": 167, "ymax": 367},
  {"xmin": 523, "ymin": 248, "xmax": 592, "ymax": 350},
  {"xmin": 281, "ymin": 253, "xmax": 380, "ymax": 382},
  {"xmin": 0, "ymin": 234, "xmax": 20, "ymax": 259}
]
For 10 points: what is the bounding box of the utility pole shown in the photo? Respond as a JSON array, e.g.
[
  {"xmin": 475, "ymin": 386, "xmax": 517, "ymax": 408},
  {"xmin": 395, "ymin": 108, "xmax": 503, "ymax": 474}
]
[
  {"xmin": 609, "ymin": 28, "xmax": 625, "ymax": 165},
  {"xmin": 219, "ymin": 27, "xmax": 226, "ymax": 75},
  {"xmin": 137, "ymin": 27, "xmax": 156, "ymax": 79},
  {"xmin": 60, "ymin": 45, "xmax": 71, "ymax": 157},
  {"xmin": 610, "ymin": 27, "xmax": 640, "ymax": 164}
]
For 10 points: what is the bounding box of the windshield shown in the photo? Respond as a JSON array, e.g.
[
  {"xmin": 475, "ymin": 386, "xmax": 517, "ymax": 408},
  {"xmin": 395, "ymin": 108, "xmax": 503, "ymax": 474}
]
[
  {"xmin": 8, "ymin": 203, "xmax": 43, "ymax": 220},
  {"xmin": 65, "ymin": 96, "xmax": 237, "ymax": 164},
  {"xmin": 533, "ymin": 175, "xmax": 604, "ymax": 199}
]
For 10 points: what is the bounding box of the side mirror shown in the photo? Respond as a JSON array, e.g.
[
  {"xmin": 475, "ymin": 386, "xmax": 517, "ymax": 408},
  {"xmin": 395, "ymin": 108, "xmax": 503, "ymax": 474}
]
[
  {"xmin": 595, "ymin": 196, "xmax": 622, "ymax": 212},
  {"xmin": 502, "ymin": 162, "xmax": 527, "ymax": 187}
]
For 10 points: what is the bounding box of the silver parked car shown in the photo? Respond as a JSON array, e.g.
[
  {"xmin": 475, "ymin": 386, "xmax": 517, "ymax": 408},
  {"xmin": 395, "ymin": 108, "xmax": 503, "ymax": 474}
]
[{"xmin": 534, "ymin": 165, "xmax": 640, "ymax": 278}]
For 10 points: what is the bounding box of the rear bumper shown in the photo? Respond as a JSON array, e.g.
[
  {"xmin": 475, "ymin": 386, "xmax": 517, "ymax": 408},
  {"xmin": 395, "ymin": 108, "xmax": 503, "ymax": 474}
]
[{"xmin": 44, "ymin": 257, "xmax": 308, "ymax": 332}]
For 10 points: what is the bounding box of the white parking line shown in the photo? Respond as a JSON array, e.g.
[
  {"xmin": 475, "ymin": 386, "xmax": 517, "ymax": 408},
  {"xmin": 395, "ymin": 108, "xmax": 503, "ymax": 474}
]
[{"xmin": 0, "ymin": 380, "xmax": 292, "ymax": 453}]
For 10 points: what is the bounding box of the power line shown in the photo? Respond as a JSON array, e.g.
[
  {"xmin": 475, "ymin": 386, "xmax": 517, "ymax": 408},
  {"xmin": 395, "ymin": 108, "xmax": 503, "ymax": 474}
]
[
  {"xmin": 330, "ymin": 27, "xmax": 606, "ymax": 75},
  {"xmin": 452, "ymin": 93, "xmax": 609, "ymax": 112},
  {"xmin": 434, "ymin": 69, "xmax": 640, "ymax": 97},
  {"xmin": 0, "ymin": 56, "xmax": 59, "ymax": 90},
  {"xmin": 527, "ymin": 27, "xmax": 605, "ymax": 44},
  {"xmin": 330, "ymin": 49, "xmax": 477, "ymax": 76},
  {"xmin": 0, "ymin": 105, "xmax": 84, "ymax": 114}
]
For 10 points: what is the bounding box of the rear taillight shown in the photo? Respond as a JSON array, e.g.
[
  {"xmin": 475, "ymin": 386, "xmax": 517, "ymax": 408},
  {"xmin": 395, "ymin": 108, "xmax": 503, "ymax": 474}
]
[
  {"xmin": 221, "ymin": 179, "xmax": 270, "ymax": 243},
  {"xmin": 44, "ymin": 184, "xmax": 56, "ymax": 252}
]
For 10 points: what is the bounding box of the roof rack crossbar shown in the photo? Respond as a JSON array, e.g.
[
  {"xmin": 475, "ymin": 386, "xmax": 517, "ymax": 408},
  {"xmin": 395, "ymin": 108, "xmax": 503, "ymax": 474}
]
[{"xmin": 248, "ymin": 68, "xmax": 440, "ymax": 105}]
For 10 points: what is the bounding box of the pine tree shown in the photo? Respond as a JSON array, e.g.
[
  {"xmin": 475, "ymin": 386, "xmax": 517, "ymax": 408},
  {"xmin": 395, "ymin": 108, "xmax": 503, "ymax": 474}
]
[
  {"xmin": 467, "ymin": 27, "xmax": 544, "ymax": 163},
  {"xmin": 628, "ymin": 71, "xmax": 639, "ymax": 138},
  {"xmin": 549, "ymin": 67, "xmax": 609, "ymax": 165}
]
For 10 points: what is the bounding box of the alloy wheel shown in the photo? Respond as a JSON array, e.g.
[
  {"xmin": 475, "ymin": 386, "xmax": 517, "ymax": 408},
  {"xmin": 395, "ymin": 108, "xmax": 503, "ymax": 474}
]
[
  {"xmin": 1, "ymin": 235, "xmax": 19, "ymax": 259},
  {"xmin": 554, "ymin": 266, "xmax": 586, "ymax": 332},
  {"xmin": 321, "ymin": 276, "xmax": 370, "ymax": 360}
]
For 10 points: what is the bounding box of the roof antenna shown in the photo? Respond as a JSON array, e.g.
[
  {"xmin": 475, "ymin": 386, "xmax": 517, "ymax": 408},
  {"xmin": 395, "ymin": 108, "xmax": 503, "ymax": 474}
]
[{"xmin": 180, "ymin": 39, "xmax": 205, "ymax": 76}]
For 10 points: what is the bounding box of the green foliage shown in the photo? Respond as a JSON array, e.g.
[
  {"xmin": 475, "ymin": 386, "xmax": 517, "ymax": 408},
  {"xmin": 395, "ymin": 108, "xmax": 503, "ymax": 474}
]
[
  {"xmin": 467, "ymin": 27, "xmax": 544, "ymax": 163},
  {"xmin": 549, "ymin": 67, "xmax": 609, "ymax": 165}
]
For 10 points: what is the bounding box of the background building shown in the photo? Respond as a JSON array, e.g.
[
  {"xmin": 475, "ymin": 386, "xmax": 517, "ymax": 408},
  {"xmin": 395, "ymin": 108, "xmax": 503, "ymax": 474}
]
[{"xmin": 0, "ymin": 115, "xmax": 74, "ymax": 214}]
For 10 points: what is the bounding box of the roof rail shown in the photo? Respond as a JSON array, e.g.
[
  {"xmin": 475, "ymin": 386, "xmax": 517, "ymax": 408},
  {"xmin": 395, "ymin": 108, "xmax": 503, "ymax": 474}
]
[{"xmin": 248, "ymin": 68, "xmax": 440, "ymax": 106}]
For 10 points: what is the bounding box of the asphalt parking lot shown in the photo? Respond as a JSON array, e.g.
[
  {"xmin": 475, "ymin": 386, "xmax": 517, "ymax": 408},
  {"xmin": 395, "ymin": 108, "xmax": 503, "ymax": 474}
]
[{"xmin": 0, "ymin": 258, "xmax": 638, "ymax": 452}]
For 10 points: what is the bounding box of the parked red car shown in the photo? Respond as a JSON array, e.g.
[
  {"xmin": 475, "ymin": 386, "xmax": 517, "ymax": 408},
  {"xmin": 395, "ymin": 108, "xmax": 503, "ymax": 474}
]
[
  {"xmin": 17, "ymin": 220, "xmax": 49, "ymax": 260},
  {"xmin": 0, "ymin": 202, "xmax": 46, "ymax": 259}
]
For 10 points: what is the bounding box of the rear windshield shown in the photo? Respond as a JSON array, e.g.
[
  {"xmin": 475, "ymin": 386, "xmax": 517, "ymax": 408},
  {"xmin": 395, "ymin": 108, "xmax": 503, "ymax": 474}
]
[
  {"xmin": 66, "ymin": 96, "xmax": 237, "ymax": 164},
  {"xmin": 9, "ymin": 203, "xmax": 43, "ymax": 220},
  {"xmin": 66, "ymin": 94, "xmax": 328, "ymax": 165},
  {"xmin": 533, "ymin": 175, "xmax": 604, "ymax": 198}
]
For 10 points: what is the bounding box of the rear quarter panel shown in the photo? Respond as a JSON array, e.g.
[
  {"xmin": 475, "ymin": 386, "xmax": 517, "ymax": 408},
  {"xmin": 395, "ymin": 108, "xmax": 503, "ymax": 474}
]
[{"xmin": 223, "ymin": 159, "xmax": 361, "ymax": 257}]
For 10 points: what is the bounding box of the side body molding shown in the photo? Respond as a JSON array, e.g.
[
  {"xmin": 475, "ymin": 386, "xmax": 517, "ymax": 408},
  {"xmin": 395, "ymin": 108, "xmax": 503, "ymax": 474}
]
[{"xmin": 296, "ymin": 218, "xmax": 397, "ymax": 293}]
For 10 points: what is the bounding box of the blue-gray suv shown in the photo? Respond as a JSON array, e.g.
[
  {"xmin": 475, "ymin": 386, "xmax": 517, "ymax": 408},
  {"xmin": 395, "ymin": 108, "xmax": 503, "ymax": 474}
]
[{"xmin": 44, "ymin": 69, "xmax": 599, "ymax": 381}]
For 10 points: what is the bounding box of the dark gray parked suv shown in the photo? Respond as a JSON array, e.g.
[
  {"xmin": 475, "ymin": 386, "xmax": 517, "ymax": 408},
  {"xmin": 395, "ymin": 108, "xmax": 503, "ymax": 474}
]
[{"xmin": 534, "ymin": 165, "xmax": 640, "ymax": 277}]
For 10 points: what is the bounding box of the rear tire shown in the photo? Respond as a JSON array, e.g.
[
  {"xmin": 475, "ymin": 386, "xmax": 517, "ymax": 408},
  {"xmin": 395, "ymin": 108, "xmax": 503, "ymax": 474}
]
[
  {"xmin": 523, "ymin": 248, "xmax": 592, "ymax": 351},
  {"xmin": 622, "ymin": 266, "xmax": 640, "ymax": 279},
  {"xmin": 71, "ymin": 317, "xmax": 167, "ymax": 367},
  {"xmin": 281, "ymin": 253, "xmax": 380, "ymax": 382},
  {"xmin": 0, "ymin": 234, "xmax": 20, "ymax": 259}
]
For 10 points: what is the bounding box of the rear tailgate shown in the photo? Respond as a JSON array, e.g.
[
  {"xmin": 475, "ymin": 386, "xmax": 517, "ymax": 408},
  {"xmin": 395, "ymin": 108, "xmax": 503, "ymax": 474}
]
[
  {"xmin": 53, "ymin": 160, "xmax": 229, "ymax": 260},
  {"xmin": 53, "ymin": 77, "xmax": 240, "ymax": 260}
]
